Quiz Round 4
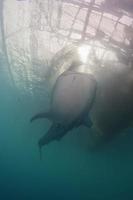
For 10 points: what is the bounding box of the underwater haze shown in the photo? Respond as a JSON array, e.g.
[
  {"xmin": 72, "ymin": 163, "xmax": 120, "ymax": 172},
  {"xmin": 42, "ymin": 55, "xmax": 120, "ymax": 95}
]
[
  {"xmin": 1, "ymin": 0, "xmax": 133, "ymax": 199},
  {"xmin": 1, "ymin": 59, "xmax": 133, "ymax": 200}
]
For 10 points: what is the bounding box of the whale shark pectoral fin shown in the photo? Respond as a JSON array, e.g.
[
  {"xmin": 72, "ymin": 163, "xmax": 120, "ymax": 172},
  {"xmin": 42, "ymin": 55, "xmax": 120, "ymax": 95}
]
[
  {"xmin": 30, "ymin": 111, "xmax": 51, "ymax": 123},
  {"xmin": 83, "ymin": 116, "xmax": 93, "ymax": 128}
]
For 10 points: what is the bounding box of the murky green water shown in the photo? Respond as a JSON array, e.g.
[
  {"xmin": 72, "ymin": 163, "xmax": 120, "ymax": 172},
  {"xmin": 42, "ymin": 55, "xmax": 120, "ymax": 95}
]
[
  {"xmin": 1, "ymin": 58, "xmax": 133, "ymax": 200},
  {"xmin": 0, "ymin": 0, "xmax": 133, "ymax": 199}
]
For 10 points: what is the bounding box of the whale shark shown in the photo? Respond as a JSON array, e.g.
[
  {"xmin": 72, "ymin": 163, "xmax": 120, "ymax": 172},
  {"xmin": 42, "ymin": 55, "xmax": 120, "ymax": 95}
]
[{"xmin": 31, "ymin": 70, "xmax": 97, "ymax": 155}]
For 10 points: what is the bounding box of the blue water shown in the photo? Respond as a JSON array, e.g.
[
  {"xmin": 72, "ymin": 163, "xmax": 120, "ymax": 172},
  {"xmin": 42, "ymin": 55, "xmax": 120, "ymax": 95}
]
[{"xmin": 1, "ymin": 61, "xmax": 133, "ymax": 200}]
